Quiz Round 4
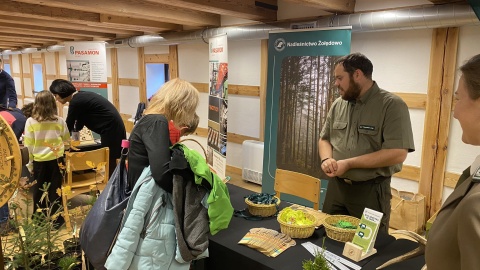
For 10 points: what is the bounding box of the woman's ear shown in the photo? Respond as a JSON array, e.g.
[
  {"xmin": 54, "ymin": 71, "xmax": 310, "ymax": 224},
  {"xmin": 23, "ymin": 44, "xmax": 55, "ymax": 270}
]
[{"xmin": 179, "ymin": 126, "xmax": 189, "ymax": 136}]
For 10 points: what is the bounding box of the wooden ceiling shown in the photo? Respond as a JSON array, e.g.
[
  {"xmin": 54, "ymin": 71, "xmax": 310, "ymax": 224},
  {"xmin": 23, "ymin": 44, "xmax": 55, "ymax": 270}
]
[{"xmin": 0, "ymin": 0, "xmax": 467, "ymax": 51}]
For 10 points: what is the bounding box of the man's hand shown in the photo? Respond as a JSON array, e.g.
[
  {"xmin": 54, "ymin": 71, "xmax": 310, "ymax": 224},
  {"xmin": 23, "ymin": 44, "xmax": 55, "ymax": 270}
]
[
  {"xmin": 321, "ymin": 158, "xmax": 338, "ymax": 177},
  {"xmin": 322, "ymin": 158, "xmax": 351, "ymax": 177}
]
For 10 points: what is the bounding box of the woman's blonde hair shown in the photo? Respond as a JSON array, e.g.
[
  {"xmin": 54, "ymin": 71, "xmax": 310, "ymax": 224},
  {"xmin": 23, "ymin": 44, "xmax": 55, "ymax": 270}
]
[
  {"xmin": 32, "ymin": 90, "xmax": 58, "ymax": 122},
  {"xmin": 144, "ymin": 78, "xmax": 199, "ymax": 125}
]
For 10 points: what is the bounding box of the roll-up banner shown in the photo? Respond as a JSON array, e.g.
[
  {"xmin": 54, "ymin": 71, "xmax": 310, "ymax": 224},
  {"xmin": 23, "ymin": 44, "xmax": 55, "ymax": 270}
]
[
  {"xmin": 262, "ymin": 27, "xmax": 351, "ymax": 207},
  {"xmin": 208, "ymin": 34, "xmax": 228, "ymax": 179}
]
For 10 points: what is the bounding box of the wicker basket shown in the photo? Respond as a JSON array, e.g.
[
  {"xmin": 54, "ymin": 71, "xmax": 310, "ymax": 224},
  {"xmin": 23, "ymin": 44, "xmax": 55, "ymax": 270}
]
[
  {"xmin": 277, "ymin": 210, "xmax": 316, "ymax": 239},
  {"xmin": 323, "ymin": 215, "xmax": 360, "ymax": 242},
  {"xmin": 245, "ymin": 197, "xmax": 280, "ymax": 217}
]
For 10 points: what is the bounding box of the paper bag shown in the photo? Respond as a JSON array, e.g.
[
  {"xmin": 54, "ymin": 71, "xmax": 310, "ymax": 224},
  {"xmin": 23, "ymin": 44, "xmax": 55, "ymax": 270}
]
[{"xmin": 390, "ymin": 188, "xmax": 425, "ymax": 233}]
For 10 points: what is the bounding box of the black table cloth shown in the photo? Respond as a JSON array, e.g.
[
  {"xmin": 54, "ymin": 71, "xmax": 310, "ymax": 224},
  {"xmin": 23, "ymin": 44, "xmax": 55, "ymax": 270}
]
[{"xmin": 201, "ymin": 184, "xmax": 425, "ymax": 270}]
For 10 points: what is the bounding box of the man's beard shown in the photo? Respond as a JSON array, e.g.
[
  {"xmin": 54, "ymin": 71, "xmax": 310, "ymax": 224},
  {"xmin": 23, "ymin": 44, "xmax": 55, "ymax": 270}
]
[{"xmin": 340, "ymin": 79, "xmax": 361, "ymax": 101}]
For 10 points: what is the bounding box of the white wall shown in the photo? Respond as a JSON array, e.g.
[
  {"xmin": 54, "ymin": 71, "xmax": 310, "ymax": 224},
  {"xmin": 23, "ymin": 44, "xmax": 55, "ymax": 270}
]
[{"xmin": 117, "ymin": 47, "xmax": 140, "ymax": 115}]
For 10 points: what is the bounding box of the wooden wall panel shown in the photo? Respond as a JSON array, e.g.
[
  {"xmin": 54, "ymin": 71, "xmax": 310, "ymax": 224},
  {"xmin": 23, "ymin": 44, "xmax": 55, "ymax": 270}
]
[
  {"xmin": 169, "ymin": 45, "xmax": 178, "ymax": 79},
  {"xmin": 111, "ymin": 48, "xmax": 120, "ymax": 109},
  {"xmin": 137, "ymin": 47, "xmax": 147, "ymax": 103}
]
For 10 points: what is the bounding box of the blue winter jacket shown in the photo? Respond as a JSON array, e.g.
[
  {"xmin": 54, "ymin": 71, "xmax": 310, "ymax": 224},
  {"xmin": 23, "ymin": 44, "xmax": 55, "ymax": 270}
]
[{"xmin": 104, "ymin": 167, "xmax": 190, "ymax": 270}]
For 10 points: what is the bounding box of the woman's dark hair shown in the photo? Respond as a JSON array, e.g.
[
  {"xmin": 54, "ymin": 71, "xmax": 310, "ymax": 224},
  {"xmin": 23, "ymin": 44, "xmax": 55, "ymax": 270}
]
[
  {"xmin": 335, "ymin": 53, "xmax": 373, "ymax": 80},
  {"xmin": 21, "ymin": 102, "xmax": 34, "ymax": 118},
  {"xmin": 460, "ymin": 54, "xmax": 480, "ymax": 100},
  {"xmin": 49, "ymin": 79, "xmax": 77, "ymax": 99}
]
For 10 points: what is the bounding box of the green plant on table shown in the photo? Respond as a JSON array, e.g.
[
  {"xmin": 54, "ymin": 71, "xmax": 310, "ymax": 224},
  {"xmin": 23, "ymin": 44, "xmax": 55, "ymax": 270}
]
[{"xmin": 302, "ymin": 238, "xmax": 329, "ymax": 270}]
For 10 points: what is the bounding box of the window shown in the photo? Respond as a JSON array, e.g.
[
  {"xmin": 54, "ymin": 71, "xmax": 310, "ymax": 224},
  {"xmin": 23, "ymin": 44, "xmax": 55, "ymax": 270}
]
[
  {"xmin": 146, "ymin": 63, "xmax": 168, "ymax": 100},
  {"xmin": 3, "ymin": 63, "xmax": 11, "ymax": 74},
  {"xmin": 33, "ymin": 63, "xmax": 44, "ymax": 95}
]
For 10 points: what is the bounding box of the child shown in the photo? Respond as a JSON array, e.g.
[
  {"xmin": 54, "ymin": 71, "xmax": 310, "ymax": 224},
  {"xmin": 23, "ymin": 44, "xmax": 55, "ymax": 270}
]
[
  {"xmin": 168, "ymin": 113, "xmax": 199, "ymax": 145},
  {"xmin": 23, "ymin": 91, "xmax": 70, "ymax": 227}
]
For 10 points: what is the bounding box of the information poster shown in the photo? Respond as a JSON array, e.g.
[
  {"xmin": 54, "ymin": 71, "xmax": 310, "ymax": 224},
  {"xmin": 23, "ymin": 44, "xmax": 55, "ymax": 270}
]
[
  {"xmin": 64, "ymin": 42, "xmax": 108, "ymax": 99},
  {"xmin": 207, "ymin": 34, "xmax": 228, "ymax": 179}
]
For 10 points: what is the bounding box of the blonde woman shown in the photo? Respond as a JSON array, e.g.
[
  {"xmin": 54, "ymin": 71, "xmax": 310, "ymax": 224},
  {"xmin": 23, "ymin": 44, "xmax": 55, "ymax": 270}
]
[
  {"xmin": 126, "ymin": 78, "xmax": 200, "ymax": 189},
  {"xmin": 23, "ymin": 90, "xmax": 70, "ymax": 227}
]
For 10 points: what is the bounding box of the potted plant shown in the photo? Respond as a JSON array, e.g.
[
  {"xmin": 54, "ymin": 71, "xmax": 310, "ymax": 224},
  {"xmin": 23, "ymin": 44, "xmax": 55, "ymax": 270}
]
[
  {"xmin": 58, "ymin": 255, "xmax": 82, "ymax": 270},
  {"xmin": 6, "ymin": 181, "xmax": 68, "ymax": 269}
]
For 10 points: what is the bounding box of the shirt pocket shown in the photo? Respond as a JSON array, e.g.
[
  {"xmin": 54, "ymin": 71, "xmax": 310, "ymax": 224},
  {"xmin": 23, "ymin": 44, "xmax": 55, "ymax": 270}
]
[
  {"xmin": 331, "ymin": 121, "xmax": 347, "ymax": 146},
  {"xmin": 358, "ymin": 126, "xmax": 381, "ymax": 150}
]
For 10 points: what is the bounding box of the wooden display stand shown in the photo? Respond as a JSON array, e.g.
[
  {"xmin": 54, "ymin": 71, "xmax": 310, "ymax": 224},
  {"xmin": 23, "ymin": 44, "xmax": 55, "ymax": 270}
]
[
  {"xmin": 0, "ymin": 115, "xmax": 23, "ymax": 270},
  {"xmin": 342, "ymin": 241, "xmax": 377, "ymax": 262}
]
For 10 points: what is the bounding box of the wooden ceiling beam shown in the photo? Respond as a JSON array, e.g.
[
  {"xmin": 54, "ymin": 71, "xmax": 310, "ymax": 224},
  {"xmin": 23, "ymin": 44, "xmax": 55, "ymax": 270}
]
[
  {"xmin": 0, "ymin": 26, "xmax": 93, "ymax": 40},
  {"xmin": 0, "ymin": 45, "xmax": 22, "ymax": 50},
  {"xmin": 0, "ymin": 15, "xmax": 141, "ymax": 36},
  {"xmin": 11, "ymin": 0, "xmax": 220, "ymax": 27},
  {"xmin": 2, "ymin": 1, "xmax": 182, "ymax": 32},
  {"xmin": 145, "ymin": 0, "xmax": 277, "ymax": 21},
  {"xmin": 0, "ymin": 42, "xmax": 40, "ymax": 47},
  {"xmin": 98, "ymin": 15, "xmax": 183, "ymax": 33},
  {"xmin": 0, "ymin": 22, "xmax": 116, "ymax": 39},
  {"xmin": 282, "ymin": 0, "xmax": 355, "ymax": 14},
  {"xmin": 0, "ymin": 34, "xmax": 66, "ymax": 43},
  {"xmin": 1, "ymin": 1, "xmax": 100, "ymax": 23},
  {"xmin": 0, "ymin": 33, "xmax": 73, "ymax": 42},
  {"xmin": 0, "ymin": 38, "xmax": 46, "ymax": 46}
]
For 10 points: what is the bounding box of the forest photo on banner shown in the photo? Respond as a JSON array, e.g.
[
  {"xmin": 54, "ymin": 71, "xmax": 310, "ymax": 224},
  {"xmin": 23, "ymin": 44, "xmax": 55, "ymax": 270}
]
[{"xmin": 263, "ymin": 27, "xmax": 351, "ymax": 207}]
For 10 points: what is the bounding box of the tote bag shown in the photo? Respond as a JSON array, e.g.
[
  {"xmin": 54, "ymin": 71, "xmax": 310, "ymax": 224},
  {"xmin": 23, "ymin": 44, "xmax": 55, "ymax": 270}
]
[
  {"xmin": 80, "ymin": 152, "xmax": 131, "ymax": 270},
  {"xmin": 390, "ymin": 187, "xmax": 425, "ymax": 233}
]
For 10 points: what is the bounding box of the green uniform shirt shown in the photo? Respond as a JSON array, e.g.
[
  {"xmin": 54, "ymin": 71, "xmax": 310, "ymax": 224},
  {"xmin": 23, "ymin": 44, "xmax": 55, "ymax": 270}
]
[{"xmin": 320, "ymin": 82, "xmax": 415, "ymax": 181}]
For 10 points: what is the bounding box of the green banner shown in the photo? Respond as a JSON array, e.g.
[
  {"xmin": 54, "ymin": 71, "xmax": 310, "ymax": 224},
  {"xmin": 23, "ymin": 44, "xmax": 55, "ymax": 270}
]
[
  {"xmin": 262, "ymin": 27, "xmax": 351, "ymax": 208},
  {"xmin": 468, "ymin": 0, "xmax": 480, "ymax": 20}
]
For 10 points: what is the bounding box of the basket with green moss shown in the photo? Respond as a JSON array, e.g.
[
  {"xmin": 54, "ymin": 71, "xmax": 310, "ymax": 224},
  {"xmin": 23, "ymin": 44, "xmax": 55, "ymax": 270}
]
[{"xmin": 323, "ymin": 215, "xmax": 360, "ymax": 242}]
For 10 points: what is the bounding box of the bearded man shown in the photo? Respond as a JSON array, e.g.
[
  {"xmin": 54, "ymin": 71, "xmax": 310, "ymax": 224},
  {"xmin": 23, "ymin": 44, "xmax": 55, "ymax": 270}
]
[{"xmin": 318, "ymin": 53, "xmax": 415, "ymax": 232}]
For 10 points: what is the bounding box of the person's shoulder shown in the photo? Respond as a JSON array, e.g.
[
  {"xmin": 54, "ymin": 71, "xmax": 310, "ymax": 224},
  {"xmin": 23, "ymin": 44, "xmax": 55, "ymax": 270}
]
[
  {"xmin": 329, "ymin": 97, "xmax": 347, "ymax": 111},
  {"xmin": 376, "ymin": 88, "xmax": 407, "ymax": 106},
  {"xmin": 459, "ymin": 186, "xmax": 480, "ymax": 214},
  {"xmin": 136, "ymin": 114, "xmax": 168, "ymax": 129},
  {"xmin": 25, "ymin": 117, "xmax": 37, "ymax": 124},
  {"xmin": 143, "ymin": 114, "xmax": 167, "ymax": 122},
  {"xmin": 0, "ymin": 70, "xmax": 11, "ymax": 77},
  {"xmin": 10, "ymin": 109, "xmax": 26, "ymax": 120}
]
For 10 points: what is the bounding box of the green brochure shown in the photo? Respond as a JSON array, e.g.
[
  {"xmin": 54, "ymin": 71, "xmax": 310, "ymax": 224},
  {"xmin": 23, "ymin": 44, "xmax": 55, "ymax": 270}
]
[{"xmin": 351, "ymin": 208, "xmax": 383, "ymax": 253}]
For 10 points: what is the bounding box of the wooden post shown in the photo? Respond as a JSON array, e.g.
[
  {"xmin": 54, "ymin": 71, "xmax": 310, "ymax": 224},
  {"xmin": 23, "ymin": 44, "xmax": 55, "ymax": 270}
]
[
  {"xmin": 111, "ymin": 48, "xmax": 120, "ymax": 109},
  {"xmin": 168, "ymin": 45, "xmax": 179, "ymax": 80},
  {"xmin": 418, "ymin": 27, "xmax": 459, "ymax": 218},
  {"xmin": 137, "ymin": 47, "xmax": 147, "ymax": 103}
]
